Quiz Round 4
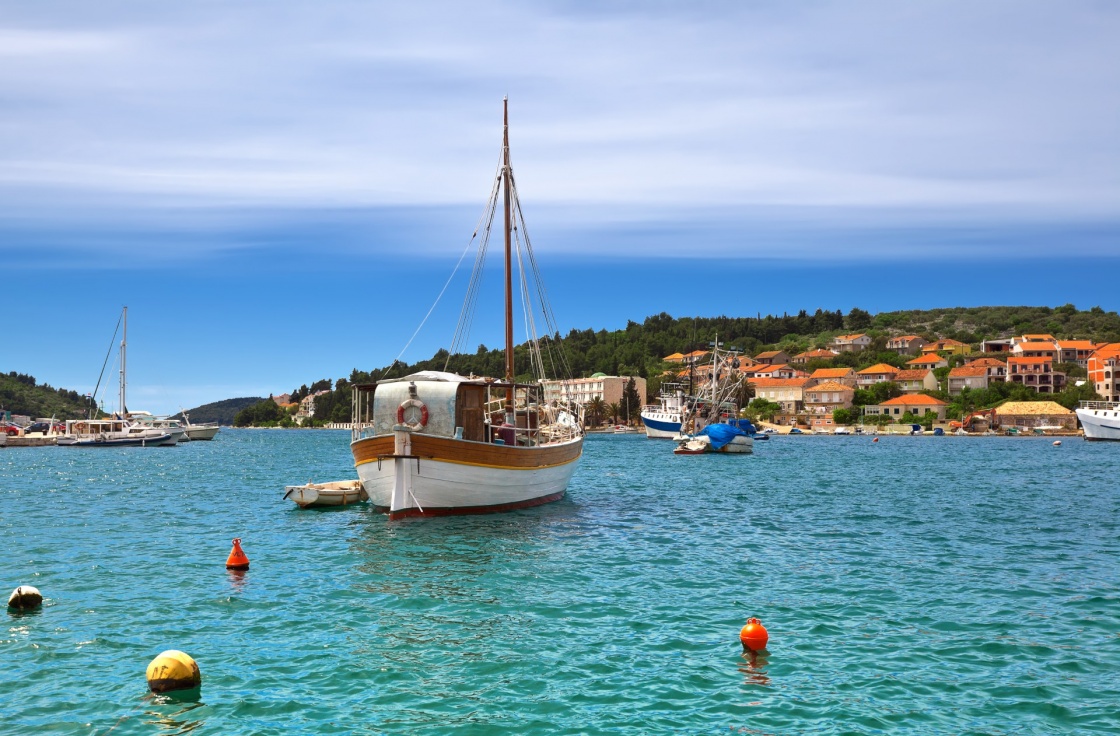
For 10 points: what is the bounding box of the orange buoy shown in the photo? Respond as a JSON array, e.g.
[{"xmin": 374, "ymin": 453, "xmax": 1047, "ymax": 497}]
[
  {"xmin": 739, "ymin": 617, "xmax": 769, "ymax": 652},
  {"xmin": 225, "ymin": 538, "xmax": 249, "ymax": 570}
]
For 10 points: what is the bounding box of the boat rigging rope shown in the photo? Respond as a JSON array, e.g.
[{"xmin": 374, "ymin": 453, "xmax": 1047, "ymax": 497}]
[{"xmin": 394, "ymin": 159, "xmax": 503, "ymax": 372}]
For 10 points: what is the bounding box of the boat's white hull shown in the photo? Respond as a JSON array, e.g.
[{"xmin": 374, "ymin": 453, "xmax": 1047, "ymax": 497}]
[
  {"xmin": 184, "ymin": 425, "xmax": 220, "ymax": 441},
  {"xmin": 352, "ymin": 431, "xmax": 582, "ymax": 519},
  {"xmin": 641, "ymin": 411, "xmax": 682, "ymax": 438},
  {"xmin": 1077, "ymin": 406, "xmax": 1120, "ymax": 441}
]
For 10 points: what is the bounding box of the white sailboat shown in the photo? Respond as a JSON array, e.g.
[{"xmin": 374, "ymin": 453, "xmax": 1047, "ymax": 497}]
[
  {"xmin": 349, "ymin": 99, "xmax": 584, "ymax": 520},
  {"xmin": 58, "ymin": 307, "xmax": 177, "ymax": 447}
]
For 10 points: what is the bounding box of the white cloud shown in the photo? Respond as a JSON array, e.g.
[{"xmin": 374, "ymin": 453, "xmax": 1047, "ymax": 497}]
[{"xmin": 1, "ymin": 1, "xmax": 1118, "ymax": 249}]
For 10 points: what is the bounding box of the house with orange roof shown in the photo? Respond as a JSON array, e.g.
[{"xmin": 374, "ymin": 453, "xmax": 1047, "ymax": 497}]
[
  {"xmin": 752, "ymin": 363, "xmax": 802, "ymax": 379},
  {"xmin": 921, "ymin": 338, "xmax": 971, "ymax": 356},
  {"xmin": 894, "ymin": 369, "xmax": 938, "ymax": 393},
  {"xmin": 829, "ymin": 333, "xmax": 872, "ymax": 353},
  {"xmin": 1055, "ymin": 340, "xmax": 1097, "ymax": 367},
  {"xmin": 748, "ymin": 377, "xmax": 813, "ymax": 415},
  {"xmin": 1012, "ymin": 341, "xmax": 1058, "ymax": 360},
  {"xmin": 907, "ymin": 354, "xmax": 948, "ymax": 369},
  {"xmin": 1087, "ymin": 343, "xmax": 1120, "ymax": 402},
  {"xmin": 662, "ymin": 352, "xmax": 686, "ymax": 364},
  {"xmin": 1007, "ymin": 356, "xmax": 1065, "ymax": 394},
  {"xmin": 753, "ymin": 350, "xmax": 791, "ymax": 365},
  {"xmin": 863, "ymin": 394, "xmax": 949, "ymax": 422},
  {"xmin": 791, "ymin": 348, "xmax": 839, "ymax": 365},
  {"xmin": 887, "ymin": 335, "xmax": 927, "ymax": 355},
  {"xmin": 856, "ymin": 363, "xmax": 900, "ymax": 388},
  {"xmin": 804, "ymin": 380, "xmax": 855, "ymax": 428},
  {"xmin": 964, "ymin": 357, "xmax": 1007, "ymax": 380},
  {"xmin": 809, "ymin": 367, "xmax": 857, "ymax": 388},
  {"xmin": 1018, "ymin": 333, "xmax": 1056, "ymax": 343},
  {"xmin": 948, "ymin": 364, "xmax": 994, "ymax": 395}
]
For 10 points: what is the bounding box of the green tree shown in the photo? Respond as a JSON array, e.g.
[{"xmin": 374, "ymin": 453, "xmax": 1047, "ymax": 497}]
[{"xmin": 622, "ymin": 378, "xmax": 643, "ymax": 423}]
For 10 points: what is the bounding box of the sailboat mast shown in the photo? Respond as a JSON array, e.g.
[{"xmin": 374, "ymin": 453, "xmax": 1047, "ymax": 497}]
[
  {"xmin": 502, "ymin": 97, "xmax": 515, "ymax": 414},
  {"xmin": 119, "ymin": 306, "xmax": 128, "ymax": 417}
]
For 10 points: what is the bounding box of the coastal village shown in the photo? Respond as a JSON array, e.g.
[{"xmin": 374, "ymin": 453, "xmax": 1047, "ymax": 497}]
[{"xmin": 544, "ymin": 332, "xmax": 1120, "ymax": 435}]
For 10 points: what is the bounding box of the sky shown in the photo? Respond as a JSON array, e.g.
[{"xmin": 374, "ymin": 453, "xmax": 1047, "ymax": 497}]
[{"xmin": 2, "ymin": 1, "xmax": 1119, "ymax": 415}]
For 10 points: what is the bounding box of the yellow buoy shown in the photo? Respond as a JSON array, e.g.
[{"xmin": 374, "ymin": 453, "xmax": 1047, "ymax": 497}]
[
  {"xmin": 8, "ymin": 585, "xmax": 42, "ymax": 611},
  {"xmin": 146, "ymin": 650, "xmax": 202, "ymax": 693}
]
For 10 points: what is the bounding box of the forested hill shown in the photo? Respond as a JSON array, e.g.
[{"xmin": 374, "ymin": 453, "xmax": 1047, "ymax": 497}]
[
  {"xmin": 173, "ymin": 397, "xmax": 264, "ymax": 425},
  {"xmin": 0, "ymin": 372, "xmax": 94, "ymax": 419},
  {"xmin": 275, "ymin": 304, "xmax": 1120, "ymax": 426}
]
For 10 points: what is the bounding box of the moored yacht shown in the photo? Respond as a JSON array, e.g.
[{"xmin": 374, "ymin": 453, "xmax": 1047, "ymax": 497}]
[{"xmin": 1076, "ymin": 401, "xmax": 1120, "ymax": 441}]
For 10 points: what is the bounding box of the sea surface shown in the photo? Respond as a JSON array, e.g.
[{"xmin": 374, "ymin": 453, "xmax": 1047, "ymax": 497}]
[{"xmin": 2, "ymin": 431, "xmax": 1118, "ymax": 735}]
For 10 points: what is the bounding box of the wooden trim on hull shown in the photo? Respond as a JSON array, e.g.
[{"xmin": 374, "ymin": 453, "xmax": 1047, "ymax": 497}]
[
  {"xmin": 352, "ymin": 433, "xmax": 583, "ymax": 469},
  {"xmin": 375, "ymin": 490, "xmax": 566, "ymax": 520}
]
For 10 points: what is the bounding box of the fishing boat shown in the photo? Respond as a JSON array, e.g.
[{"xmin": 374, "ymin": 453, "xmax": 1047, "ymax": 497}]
[
  {"xmin": 283, "ymin": 480, "xmax": 368, "ymax": 508},
  {"xmin": 640, "ymin": 382, "xmax": 688, "ymax": 438},
  {"xmin": 349, "ymin": 99, "xmax": 585, "ymax": 520},
  {"xmin": 1076, "ymin": 401, "xmax": 1120, "ymax": 441},
  {"xmin": 58, "ymin": 307, "xmax": 178, "ymax": 448},
  {"xmin": 672, "ymin": 340, "xmax": 754, "ymax": 455}
]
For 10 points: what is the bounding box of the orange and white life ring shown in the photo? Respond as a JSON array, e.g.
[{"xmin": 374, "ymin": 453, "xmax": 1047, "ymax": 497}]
[{"xmin": 397, "ymin": 398, "xmax": 429, "ymax": 430}]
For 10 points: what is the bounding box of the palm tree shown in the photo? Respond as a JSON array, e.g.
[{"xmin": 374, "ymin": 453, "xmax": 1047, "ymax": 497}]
[
  {"xmin": 607, "ymin": 402, "xmax": 621, "ymax": 425},
  {"xmin": 586, "ymin": 397, "xmax": 606, "ymax": 428}
]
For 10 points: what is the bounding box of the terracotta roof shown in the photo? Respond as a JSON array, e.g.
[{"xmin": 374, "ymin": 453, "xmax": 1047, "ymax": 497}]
[
  {"xmin": 795, "ymin": 349, "xmax": 839, "ymax": 360},
  {"xmin": 857, "ymin": 363, "xmax": 899, "ymax": 375},
  {"xmin": 1091, "ymin": 343, "xmax": 1120, "ymax": 359},
  {"xmin": 834, "ymin": 333, "xmax": 868, "ymax": 341},
  {"xmin": 808, "ymin": 380, "xmax": 854, "ymax": 393},
  {"xmin": 881, "ymin": 394, "xmax": 947, "ymax": 406},
  {"xmin": 1008, "ymin": 356, "xmax": 1053, "ymax": 364},
  {"xmin": 811, "ymin": 367, "xmax": 854, "ymax": 378},
  {"xmin": 754, "ymin": 350, "xmax": 785, "ymax": 359},
  {"xmin": 949, "ymin": 365, "xmax": 989, "ymax": 377},
  {"xmin": 663, "ymin": 352, "xmax": 685, "ymax": 361},
  {"xmin": 1016, "ymin": 342, "xmax": 1057, "ymax": 351},
  {"xmin": 1056, "ymin": 340, "xmax": 1096, "ymax": 349},
  {"xmin": 748, "ymin": 377, "xmax": 812, "ymax": 388},
  {"xmin": 684, "ymin": 350, "xmax": 709, "ymax": 358},
  {"xmin": 996, "ymin": 401, "xmax": 1072, "ymax": 416},
  {"xmin": 890, "ymin": 335, "xmax": 923, "ymax": 342},
  {"xmin": 967, "ymin": 357, "xmax": 1005, "ymax": 367},
  {"xmin": 1021, "ymin": 334, "xmax": 1055, "ymax": 341},
  {"xmin": 894, "ymin": 369, "xmax": 930, "ymax": 381},
  {"xmin": 908, "ymin": 355, "xmax": 945, "ymax": 365},
  {"xmin": 756, "ymin": 363, "xmax": 791, "ymax": 372}
]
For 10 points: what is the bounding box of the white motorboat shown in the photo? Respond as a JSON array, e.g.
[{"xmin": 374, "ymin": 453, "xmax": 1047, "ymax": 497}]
[
  {"xmin": 180, "ymin": 412, "xmax": 220, "ymax": 441},
  {"xmin": 284, "ymin": 480, "xmax": 369, "ymax": 508},
  {"xmin": 348, "ymin": 99, "xmax": 584, "ymax": 520},
  {"xmin": 1076, "ymin": 401, "xmax": 1120, "ymax": 441}
]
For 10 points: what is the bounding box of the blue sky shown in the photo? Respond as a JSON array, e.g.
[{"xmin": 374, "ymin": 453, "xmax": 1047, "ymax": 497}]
[{"xmin": 2, "ymin": 1, "xmax": 1119, "ymax": 415}]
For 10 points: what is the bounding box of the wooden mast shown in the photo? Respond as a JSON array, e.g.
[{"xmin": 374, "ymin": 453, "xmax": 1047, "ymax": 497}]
[{"xmin": 502, "ymin": 97, "xmax": 514, "ymax": 417}]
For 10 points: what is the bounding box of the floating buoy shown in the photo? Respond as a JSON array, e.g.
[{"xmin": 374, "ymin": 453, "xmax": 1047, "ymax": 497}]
[
  {"xmin": 8, "ymin": 585, "xmax": 43, "ymax": 611},
  {"xmin": 872, "ymin": 437, "xmax": 879, "ymax": 443},
  {"xmin": 739, "ymin": 617, "xmax": 769, "ymax": 652},
  {"xmin": 146, "ymin": 650, "xmax": 201, "ymax": 693},
  {"xmin": 225, "ymin": 538, "xmax": 249, "ymax": 570},
  {"xmin": 1053, "ymin": 440, "xmax": 1061, "ymax": 446}
]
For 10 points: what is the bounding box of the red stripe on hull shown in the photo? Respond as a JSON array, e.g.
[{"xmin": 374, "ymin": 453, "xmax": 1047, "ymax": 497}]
[{"xmin": 376, "ymin": 491, "xmax": 566, "ymax": 520}]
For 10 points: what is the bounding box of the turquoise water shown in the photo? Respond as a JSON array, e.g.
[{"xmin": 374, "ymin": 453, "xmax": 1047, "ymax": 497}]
[{"xmin": 2, "ymin": 431, "xmax": 1118, "ymax": 735}]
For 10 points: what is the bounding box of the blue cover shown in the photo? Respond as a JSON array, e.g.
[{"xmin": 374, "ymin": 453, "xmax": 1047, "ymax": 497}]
[{"xmin": 697, "ymin": 422, "xmax": 748, "ymax": 450}]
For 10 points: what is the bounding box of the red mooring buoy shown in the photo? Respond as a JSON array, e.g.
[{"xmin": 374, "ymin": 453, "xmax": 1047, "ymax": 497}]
[
  {"xmin": 739, "ymin": 617, "xmax": 769, "ymax": 652},
  {"xmin": 225, "ymin": 538, "xmax": 249, "ymax": 570}
]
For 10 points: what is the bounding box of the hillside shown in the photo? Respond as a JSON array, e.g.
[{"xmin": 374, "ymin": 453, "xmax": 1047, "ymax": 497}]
[
  {"xmin": 173, "ymin": 397, "xmax": 265, "ymax": 426},
  {"xmin": 0, "ymin": 372, "xmax": 95, "ymax": 420}
]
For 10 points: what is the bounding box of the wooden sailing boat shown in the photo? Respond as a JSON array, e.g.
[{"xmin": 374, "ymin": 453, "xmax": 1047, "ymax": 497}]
[{"xmin": 349, "ymin": 99, "xmax": 585, "ymax": 519}]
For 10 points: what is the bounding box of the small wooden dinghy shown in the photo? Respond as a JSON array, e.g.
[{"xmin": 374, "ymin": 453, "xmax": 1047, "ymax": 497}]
[{"xmin": 283, "ymin": 480, "xmax": 368, "ymax": 508}]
